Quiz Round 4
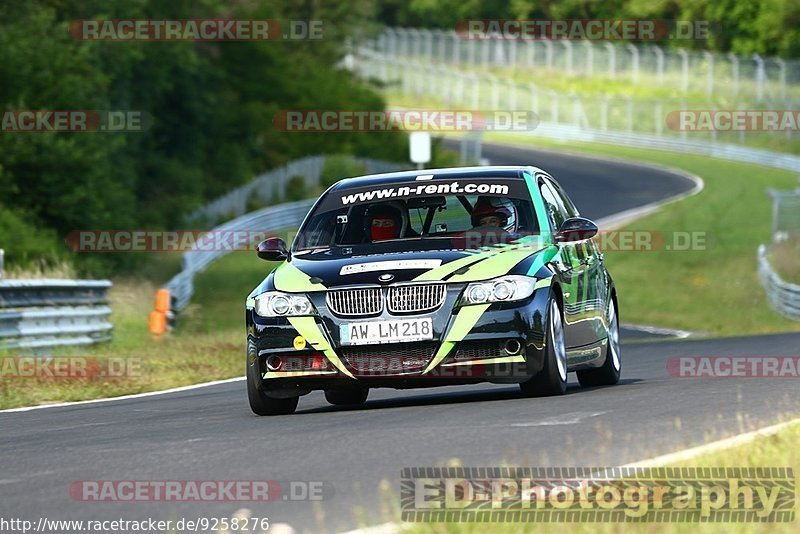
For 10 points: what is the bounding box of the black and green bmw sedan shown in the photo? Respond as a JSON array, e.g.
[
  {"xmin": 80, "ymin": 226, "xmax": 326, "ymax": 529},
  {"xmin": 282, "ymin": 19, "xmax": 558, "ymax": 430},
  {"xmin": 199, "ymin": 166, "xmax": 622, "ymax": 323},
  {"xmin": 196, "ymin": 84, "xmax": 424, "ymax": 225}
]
[{"xmin": 246, "ymin": 166, "xmax": 621, "ymax": 415}]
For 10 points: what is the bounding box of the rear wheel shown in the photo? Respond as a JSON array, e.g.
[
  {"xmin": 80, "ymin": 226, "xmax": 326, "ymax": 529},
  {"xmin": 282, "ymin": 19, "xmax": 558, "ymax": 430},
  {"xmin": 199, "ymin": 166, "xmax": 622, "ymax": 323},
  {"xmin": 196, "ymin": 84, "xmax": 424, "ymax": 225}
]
[
  {"xmin": 247, "ymin": 344, "xmax": 299, "ymax": 415},
  {"xmin": 324, "ymin": 387, "xmax": 369, "ymax": 406},
  {"xmin": 520, "ymin": 296, "xmax": 567, "ymax": 397},
  {"xmin": 577, "ymin": 298, "xmax": 621, "ymax": 387}
]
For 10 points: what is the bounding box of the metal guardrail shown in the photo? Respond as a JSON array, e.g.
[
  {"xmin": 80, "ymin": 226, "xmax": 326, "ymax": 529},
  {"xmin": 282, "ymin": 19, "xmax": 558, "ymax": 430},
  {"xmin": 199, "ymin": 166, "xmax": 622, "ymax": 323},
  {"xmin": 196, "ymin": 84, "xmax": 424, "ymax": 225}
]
[
  {"xmin": 0, "ymin": 279, "xmax": 113, "ymax": 349},
  {"xmin": 758, "ymin": 245, "xmax": 800, "ymax": 320},
  {"xmin": 186, "ymin": 155, "xmax": 405, "ymax": 225},
  {"xmin": 165, "ymin": 200, "xmax": 316, "ymax": 313}
]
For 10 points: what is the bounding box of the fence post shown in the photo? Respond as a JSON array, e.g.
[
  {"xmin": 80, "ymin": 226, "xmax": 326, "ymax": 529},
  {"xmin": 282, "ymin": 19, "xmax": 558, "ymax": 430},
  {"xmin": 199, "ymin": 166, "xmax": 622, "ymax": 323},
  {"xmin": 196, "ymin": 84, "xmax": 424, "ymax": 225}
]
[
  {"xmin": 627, "ymin": 44, "xmax": 639, "ymax": 84},
  {"xmin": 704, "ymin": 51, "xmax": 714, "ymax": 96},
  {"xmin": 0, "ymin": 249, "xmax": 4, "ymax": 279},
  {"xmin": 653, "ymin": 45, "xmax": 664, "ymax": 85},
  {"xmin": 775, "ymin": 58, "xmax": 787, "ymax": 102},
  {"xmin": 563, "ymin": 41, "xmax": 573, "ymax": 75},
  {"xmin": 544, "ymin": 39, "xmax": 554, "ymax": 70},
  {"xmin": 678, "ymin": 49, "xmax": 689, "ymax": 92},
  {"xmin": 753, "ymin": 54, "xmax": 765, "ymax": 101},
  {"xmin": 584, "ymin": 41, "xmax": 593, "ymax": 76},
  {"xmin": 604, "ymin": 42, "xmax": 615, "ymax": 78},
  {"xmin": 729, "ymin": 53, "xmax": 739, "ymax": 98},
  {"xmin": 529, "ymin": 83, "xmax": 539, "ymax": 115}
]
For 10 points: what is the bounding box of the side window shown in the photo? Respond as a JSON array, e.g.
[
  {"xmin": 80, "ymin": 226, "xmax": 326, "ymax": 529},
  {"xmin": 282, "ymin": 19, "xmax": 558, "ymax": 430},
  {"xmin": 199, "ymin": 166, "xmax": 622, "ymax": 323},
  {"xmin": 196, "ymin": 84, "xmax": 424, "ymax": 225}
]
[
  {"xmin": 538, "ymin": 180, "xmax": 566, "ymax": 230},
  {"xmin": 547, "ymin": 179, "xmax": 579, "ymax": 219}
]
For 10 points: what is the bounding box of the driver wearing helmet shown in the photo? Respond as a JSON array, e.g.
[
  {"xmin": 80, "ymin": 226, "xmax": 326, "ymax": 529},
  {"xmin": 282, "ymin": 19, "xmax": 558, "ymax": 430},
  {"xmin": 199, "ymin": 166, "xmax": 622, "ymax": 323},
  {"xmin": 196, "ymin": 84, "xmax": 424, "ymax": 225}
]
[
  {"xmin": 471, "ymin": 197, "xmax": 517, "ymax": 232},
  {"xmin": 364, "ymin": 203, "xmax": 404, "ymax": 242}
]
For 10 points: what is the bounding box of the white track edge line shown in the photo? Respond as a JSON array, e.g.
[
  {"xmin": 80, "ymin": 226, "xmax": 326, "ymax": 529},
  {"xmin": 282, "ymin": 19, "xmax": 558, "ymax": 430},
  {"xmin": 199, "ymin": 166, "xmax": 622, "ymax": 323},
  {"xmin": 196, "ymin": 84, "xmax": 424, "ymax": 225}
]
[
  {"xmin": 620, "ymin": 417, "xmax": 800, "ymax": 468},
  {"xmin": 0, "ymin": 376, "xmax": 245, "ymax": 414}
]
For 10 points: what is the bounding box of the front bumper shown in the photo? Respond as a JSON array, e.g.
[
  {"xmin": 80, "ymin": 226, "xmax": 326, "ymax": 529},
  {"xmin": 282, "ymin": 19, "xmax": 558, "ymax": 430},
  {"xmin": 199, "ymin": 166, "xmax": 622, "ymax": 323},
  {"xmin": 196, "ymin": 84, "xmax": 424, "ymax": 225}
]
[{"xmin": 246, "ymin": 286, "xmax": 551, "ymax": 391}]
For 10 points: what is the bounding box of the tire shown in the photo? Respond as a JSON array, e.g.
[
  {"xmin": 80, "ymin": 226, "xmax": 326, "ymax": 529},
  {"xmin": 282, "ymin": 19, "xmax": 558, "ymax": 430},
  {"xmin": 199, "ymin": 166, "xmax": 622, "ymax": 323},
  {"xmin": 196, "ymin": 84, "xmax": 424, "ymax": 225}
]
[
  {"xmin": 520, "ymin": 295, "xmax": 568, "ymax": 397},
  {"xmin": 324, "ymin": 387, "xmax": 369, "ymax": 406},
  {"xmin": 246, "ymin": 344, "xmax": 299, "ymax": 416},
  {"xmin": 577, "ymin": 297, "xmax": 621, "ymax": 387}
]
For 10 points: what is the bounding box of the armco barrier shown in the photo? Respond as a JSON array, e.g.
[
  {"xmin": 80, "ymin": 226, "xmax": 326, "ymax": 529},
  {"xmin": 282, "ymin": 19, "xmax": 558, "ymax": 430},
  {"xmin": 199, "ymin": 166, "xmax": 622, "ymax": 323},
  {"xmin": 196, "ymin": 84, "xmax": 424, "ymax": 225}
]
[
  {"xmin": 0, "ymin": 279, "xmax": 113, "ymax": 349},
  {"xmin": 164, "ymin": 200, "xmax": 317, "ymax": 314},
  {"xmin": 758, "ymin": 245, "xmax": 800, "ymax": 320}
]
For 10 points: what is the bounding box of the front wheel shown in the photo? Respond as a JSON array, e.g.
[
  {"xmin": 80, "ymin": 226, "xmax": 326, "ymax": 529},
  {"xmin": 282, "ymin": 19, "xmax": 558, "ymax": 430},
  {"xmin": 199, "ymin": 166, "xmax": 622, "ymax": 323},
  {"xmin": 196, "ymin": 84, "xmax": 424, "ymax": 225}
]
[
  {"xmin": 577, "ymin": 298, "xmax": 621, "ymax": 387},
  {"xmin": 520, "ymin": 296, "xmax": 568, "ymax": 397},
  {"xmin": 247, "ymin": 344, "xmax": 299, "ymax": 415}
]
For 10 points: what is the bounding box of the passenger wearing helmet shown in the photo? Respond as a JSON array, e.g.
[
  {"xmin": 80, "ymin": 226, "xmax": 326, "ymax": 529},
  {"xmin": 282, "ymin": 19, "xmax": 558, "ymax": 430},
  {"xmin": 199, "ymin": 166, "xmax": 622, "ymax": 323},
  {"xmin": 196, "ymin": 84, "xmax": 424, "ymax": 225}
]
[{"xmin": 471, "ymin": 197, "xmax": 517, "ymax": 232}]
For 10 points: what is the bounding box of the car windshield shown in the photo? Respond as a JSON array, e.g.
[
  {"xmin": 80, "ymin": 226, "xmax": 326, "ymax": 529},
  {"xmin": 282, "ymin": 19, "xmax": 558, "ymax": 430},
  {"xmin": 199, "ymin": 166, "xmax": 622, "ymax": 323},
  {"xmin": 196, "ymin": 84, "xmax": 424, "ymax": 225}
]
[{"xmin": 293, "ymin": 177, "xmax": 542, "ymax": 253}]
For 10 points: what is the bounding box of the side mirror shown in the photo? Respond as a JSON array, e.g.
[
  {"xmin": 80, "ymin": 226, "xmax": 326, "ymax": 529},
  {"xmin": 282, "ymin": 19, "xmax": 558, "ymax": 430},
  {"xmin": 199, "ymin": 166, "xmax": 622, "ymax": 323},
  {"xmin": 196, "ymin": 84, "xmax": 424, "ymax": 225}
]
[
  {"xmin": 555, "ymin": 217, "xmax": 598, "ymax": 243},
  {"xmin": 256, "ymin": 237, "xmax": 288, "ymax": 261}
]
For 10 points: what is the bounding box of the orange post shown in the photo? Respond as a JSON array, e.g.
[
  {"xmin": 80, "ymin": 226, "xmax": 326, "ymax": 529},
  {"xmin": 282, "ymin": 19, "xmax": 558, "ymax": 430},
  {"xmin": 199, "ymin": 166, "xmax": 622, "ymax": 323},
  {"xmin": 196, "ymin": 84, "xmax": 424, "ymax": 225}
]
[
  {"xmin": 154, "ymin": 288, "xmax": 170, "ymax": 313},
  {"xmin": 148, "ymin": 310, "xmax": 167, "ymax": 335}
]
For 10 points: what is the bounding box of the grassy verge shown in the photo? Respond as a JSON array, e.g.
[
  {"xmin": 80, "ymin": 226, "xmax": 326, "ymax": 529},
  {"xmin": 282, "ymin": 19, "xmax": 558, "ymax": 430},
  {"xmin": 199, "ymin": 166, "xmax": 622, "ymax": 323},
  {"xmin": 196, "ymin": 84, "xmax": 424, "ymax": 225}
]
[{"xmin": 397, "ymin": 421, "xmax": 800, "ymax": 534}]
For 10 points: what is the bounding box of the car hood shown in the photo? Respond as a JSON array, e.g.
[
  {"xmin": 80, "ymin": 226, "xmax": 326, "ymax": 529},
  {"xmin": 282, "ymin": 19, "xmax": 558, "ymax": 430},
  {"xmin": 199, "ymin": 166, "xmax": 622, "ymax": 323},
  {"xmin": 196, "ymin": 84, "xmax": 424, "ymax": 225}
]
[{"xmin": 272, "ymin": 243, "xmax": 552, "ymax": 291}]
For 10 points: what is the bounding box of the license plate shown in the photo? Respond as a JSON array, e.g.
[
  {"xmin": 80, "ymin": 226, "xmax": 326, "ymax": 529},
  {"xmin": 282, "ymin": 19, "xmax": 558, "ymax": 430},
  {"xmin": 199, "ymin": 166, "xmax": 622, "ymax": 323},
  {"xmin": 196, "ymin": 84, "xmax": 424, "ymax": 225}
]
[{"xmin": 340, "ymin": 318, "xmax": 433, "ymax": 345}]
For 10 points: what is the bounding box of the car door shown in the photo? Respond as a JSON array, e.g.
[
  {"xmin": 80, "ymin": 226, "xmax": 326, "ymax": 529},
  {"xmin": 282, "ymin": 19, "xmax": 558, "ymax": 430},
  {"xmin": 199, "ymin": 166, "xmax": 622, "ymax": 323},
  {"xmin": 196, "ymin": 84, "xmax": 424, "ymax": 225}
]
[
  {"xmin": 538, "ymin": 176, "xmax": 599, "ymax": 350},
  {"xmin": 548, "ymin": 177, "xmax": 608, "ymax": 347}
]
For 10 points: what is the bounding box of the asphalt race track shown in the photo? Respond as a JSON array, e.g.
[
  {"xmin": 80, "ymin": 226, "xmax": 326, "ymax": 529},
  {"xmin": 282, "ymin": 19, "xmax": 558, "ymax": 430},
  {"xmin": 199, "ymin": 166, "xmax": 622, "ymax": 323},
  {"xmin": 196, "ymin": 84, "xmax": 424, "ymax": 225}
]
[{"xmin": 2, "ymin": 145, "xmax": 798, "ymax": 533}]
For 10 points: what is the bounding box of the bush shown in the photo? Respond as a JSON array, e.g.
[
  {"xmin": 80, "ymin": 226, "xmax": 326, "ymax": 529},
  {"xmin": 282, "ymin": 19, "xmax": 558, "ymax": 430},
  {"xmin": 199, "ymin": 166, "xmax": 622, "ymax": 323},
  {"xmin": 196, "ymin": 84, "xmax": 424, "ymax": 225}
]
[
  {"xmin": 320, "ymin": 156, "xmax": 367, "ymax": 190},
  {"xmin": 0, "ymin": 206, "xmax": 66, "ymax": 270},
  {"xmin": 285, "ymin": 175, "xmax": 308, "ymax": 202}
]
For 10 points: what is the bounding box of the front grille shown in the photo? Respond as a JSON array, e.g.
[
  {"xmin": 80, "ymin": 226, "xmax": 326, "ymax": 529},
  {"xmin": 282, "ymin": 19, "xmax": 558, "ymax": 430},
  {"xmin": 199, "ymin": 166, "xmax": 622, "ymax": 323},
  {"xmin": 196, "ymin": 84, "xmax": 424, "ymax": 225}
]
[
  {"xmin": 388, "ymin": 284, "xmax": 446, "ymax": 314},
  {"xmin": 339, "ymin": 342, "xmax": 438, "ymax": 375},
  {"xmin": 326, "ymin": 287, "xmax": 383, "ymax": 316},
  {"xmin": 453, "ymin": 340, "xmax": 507, "ymax": 361}
]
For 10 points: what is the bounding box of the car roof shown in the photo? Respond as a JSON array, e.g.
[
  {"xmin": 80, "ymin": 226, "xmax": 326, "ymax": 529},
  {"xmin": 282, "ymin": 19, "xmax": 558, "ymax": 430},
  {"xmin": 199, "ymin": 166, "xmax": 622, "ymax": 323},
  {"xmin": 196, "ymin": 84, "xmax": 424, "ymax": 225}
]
[{"xmin": 328, "ymin": 165, "xmax": 553, "ymax": 191}]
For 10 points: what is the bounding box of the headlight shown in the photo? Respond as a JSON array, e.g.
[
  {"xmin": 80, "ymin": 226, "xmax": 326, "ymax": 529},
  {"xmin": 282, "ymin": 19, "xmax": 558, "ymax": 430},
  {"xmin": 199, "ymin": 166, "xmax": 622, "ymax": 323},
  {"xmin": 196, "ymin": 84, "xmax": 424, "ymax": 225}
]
[
  {"xmin": 254, "ymin": 291, "xmax": 315, "ymax": 317},
  {"xmin": 460, "ymin": 276, "xmax": 536, "ymax": 306}
]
